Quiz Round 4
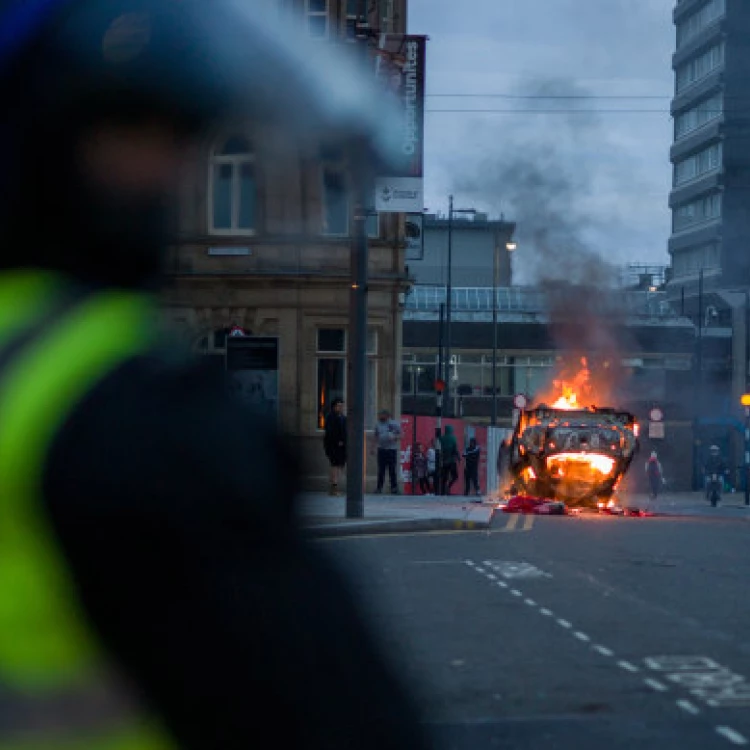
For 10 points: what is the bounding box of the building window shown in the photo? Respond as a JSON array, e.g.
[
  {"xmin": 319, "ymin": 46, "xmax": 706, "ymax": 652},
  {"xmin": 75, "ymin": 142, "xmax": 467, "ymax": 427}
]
[
  {"xmin": 676, "ymin": 42, "xmax": 724, "ymax": 93},
  {"xmin": 677, "ymin": 0, "xmax": 725, "ymax": 49},
  {"xmin": 316, "ymin": 327, "xmax": 378, "ymax": 428},
  {"xmin": 673, "ymin": 192, "xmax": 722, "ymax": 232},
  {"xmin": 306, "ymin": 0, "xmax": 329, "ymax": 38},
  {"xmin": 671, "ymin": 243, "xmax": 721, "ymax": 278},
  {"xmin": 320, "ymin": 146, "xmax": 379, "ymax": 237},
  {"xmin": 674, "ymin": 142, "xmax": 722, "ymax": 186},
  {"xmin": 675, "ymin": 94, "xmax": 723, "ymax": 140},
  {"xmin": 209, "ymin": 135, "xmax": 256, "ymax": 235}
]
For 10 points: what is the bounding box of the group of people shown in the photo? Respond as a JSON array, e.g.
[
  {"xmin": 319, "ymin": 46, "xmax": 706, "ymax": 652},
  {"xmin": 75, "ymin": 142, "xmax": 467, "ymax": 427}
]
[{"xmin": 324, "ymin": 402, "xmax": 483, "ymax": 497}]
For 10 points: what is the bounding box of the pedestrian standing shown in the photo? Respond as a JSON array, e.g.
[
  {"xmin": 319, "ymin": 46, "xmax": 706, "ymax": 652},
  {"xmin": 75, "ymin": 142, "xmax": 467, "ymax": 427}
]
[
  {"xmin": 439, "ymin": 425, "xmax": 460, "ymax": 495},
  {"xmin": 645, "ymin": 450, "xmax": 665, "ymax": 508},
  {"xmin": 413, "ymin": 443, "xmax": 431, "ymax": 495},
  {"xmin": 373, "ymin": 409, "xmax": 401, "ymax": 494},
  {"xmin": 426, "ymin": 442, "xmax": 437, "ymax": 495},
  {"xmin": 324, "ymin": 398, "xmax": 346, "ymax": 496},
  {"xmin": 463, "ymin": 437, "xmax": 481, "ymax": 497}
]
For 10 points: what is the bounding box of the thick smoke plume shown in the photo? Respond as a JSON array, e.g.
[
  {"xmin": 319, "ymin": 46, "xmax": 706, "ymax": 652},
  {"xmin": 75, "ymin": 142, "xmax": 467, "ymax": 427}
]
[{"xmin": 451, "ymin": 78, "xmax": 636, "ymax": 404}]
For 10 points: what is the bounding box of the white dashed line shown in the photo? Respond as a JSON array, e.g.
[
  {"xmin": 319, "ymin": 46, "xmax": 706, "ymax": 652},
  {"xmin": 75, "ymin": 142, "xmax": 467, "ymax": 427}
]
[
  {"xmin": 644, "ymin": 678, "xmax": 668, "ymax": 693},
  {"xmin": 486, "ymin": 573, "xmax": 497, "ymax": 580},
  {"xmin": 511, "ymin": 589, "xmax": 523, "ymax": 597},
  {"xmin": 618, "ymin": 660, "xmax": 639, "ymax": 673},
  {"xmin": 524, "ymin": 598, "xmax": 537, "ymax": 607},
  {"xmin": 716, "ymin": 726, "xmax": 749, "ymax": 746},
  {"xmin": 676, "ymin": 699, "xmax": 700, "ymax": 716},
  {"xmin": 557, "ymin": 619, "xmax": 572, "ymax": 629},
  {"xmin": 540, "ymin": 608, "xmax": 554, "ymax": 616},
  {"xmin": 574, "ymin": 632, "xmax": 591, "ymax": 642},
  {"xmin": 497, "ymin": 581, "xmax": 508, "ymax": 588},
  {"xmin": 593, "ymin": 645, "xmax": 614, "ymax": 657},
  {"xmin": 465, "ymin": 560, "xmax": 475, "ymax": 566}
]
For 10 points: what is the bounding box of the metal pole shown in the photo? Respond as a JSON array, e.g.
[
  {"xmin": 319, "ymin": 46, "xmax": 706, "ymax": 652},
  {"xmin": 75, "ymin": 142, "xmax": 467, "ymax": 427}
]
[
  {"xmin": 346, "ymin": 140, "xmax": 370, "ymax": 519},
  {"xmin": 491, "ymin": 243, "xmax": 499, "ymax": 426},
  {"xmin": 692, "ymin": 268, "xmax": 704, "ymax": 492},
  {"xmin": 745, "ymin": 405, "xmax": 750, "ymax": 506},
  {"xmin": 445, "ymin": 195, "xmax": 454, "ymax": 417},
  {"xmin": 436, "ymin": 303, "xmax": 444, "ymax": 494},
  {"xmin": 412, "ymin": 367, "xmax": 418, "ymax": 495}
]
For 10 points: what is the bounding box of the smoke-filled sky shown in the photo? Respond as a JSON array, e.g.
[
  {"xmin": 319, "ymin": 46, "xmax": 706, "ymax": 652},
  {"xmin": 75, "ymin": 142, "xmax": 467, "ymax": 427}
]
[{"xmin": 408, "ymin": 0, "xmax": 675, "ymax": 284}]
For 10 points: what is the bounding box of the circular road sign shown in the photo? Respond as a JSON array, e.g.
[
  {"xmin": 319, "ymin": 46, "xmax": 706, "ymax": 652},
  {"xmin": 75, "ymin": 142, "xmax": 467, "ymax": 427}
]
[
  {"xmin": 649, "ymin": 407, "xmax": 664, "ymax": 422},
  {"xmin": 513, "ymin": 393, "xmax": 528, "ymax": 410}
]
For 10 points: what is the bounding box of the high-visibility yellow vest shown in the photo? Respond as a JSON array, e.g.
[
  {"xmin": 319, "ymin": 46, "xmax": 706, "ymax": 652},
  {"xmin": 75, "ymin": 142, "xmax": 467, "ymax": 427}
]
[{"xmin": 0, "ymin": 271, "xmax": 176, "ymax": 749}]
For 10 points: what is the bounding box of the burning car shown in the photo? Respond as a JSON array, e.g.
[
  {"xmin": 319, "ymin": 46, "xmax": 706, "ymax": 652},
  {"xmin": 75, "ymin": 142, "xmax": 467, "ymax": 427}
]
[{"xmin": 505, "ymin": 403, "xmax": 639, "ymax": 510}]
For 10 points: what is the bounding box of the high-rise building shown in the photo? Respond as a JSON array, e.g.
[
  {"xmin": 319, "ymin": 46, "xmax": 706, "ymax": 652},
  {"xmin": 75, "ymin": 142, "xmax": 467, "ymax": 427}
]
[{"xmin": 668, "ymin": 0, "xmax": 750, "ymax": 293}]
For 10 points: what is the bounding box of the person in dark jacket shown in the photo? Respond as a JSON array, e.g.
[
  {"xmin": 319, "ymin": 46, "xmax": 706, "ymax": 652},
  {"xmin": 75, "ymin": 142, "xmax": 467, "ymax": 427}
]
[
  {"xmin": 0, "ymin": 3, "xmax": 432, "ymax": 749},
  {"xmin": 324, "ymin": 398, "xmax": 347, "ymax": 495},
  {"xmin": 463, "ymin": 437, "xmax": 481, "ymax": 497},
  {"xmin": 439, "ymin": 425, "xmax": 459, "ymax": 495}
]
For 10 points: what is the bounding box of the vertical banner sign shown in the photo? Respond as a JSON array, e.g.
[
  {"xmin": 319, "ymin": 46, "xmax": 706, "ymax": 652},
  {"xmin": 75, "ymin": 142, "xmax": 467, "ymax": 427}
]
[
  {"xmin": 226, "ymin": 336, "xmax": 280, "ymax": 420},
  {"xmin": 375, "ymin": 35, "xmax": 426, "ymax": 214}
]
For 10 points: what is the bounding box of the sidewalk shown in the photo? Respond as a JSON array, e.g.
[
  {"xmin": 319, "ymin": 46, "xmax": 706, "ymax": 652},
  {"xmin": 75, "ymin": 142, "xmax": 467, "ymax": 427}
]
[
  {"xmin": 297, "ymin": 492, "xmax": 497, "ymax": 537},
  {"xmin": 620, "ymin": 490, "xmax": 750, "ymax": 517}
]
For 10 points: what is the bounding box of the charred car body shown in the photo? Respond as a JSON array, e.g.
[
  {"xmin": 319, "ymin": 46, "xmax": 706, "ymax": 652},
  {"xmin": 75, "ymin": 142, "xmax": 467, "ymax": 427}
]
[{"xmin": 505, "ymin": 404, "xmax": 639, "ymax": 508}]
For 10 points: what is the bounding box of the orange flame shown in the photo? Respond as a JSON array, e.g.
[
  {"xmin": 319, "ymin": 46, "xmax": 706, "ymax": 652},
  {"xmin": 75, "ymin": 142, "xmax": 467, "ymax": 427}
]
[{"xmin": 541, "ymin": 358, "xmax": 594, "ymax": 410}]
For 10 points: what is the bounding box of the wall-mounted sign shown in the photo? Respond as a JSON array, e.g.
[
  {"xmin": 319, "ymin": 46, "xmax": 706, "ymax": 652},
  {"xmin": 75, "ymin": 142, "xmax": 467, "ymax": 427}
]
[{"xmin": 226, "ymin": 336, "xmax": 279, "ymax": 421}]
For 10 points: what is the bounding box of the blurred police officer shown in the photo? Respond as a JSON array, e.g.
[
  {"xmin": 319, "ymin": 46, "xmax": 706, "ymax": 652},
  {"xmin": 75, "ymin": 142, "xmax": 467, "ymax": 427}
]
[{"xmin": 0, "ymin": 1, "xmax": 430, "ymax": 748}]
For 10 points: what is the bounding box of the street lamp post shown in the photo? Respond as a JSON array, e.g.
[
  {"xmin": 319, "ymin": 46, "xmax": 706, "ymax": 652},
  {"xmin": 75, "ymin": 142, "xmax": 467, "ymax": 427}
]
[
  {"xmin": 444, "ymin": 195, "xmax": 476, "ymax": 417},
  {"xmin": 492, "ymin": 240, "xmax": 516, "ymax": 426},
  {"xmin": 742, "ymin": 394, "xmax": 750, "ymax": 506}
]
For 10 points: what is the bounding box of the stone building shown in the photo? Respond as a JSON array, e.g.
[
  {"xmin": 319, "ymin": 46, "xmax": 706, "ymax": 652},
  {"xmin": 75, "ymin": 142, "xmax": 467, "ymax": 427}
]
[{"xmin": 162, "ymin": 0, "xmax": 413, "ymax": 488}]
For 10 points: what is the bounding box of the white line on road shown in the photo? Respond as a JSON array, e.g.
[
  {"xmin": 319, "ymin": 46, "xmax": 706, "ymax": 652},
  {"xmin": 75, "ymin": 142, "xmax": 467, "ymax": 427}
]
[
  {"xmin": 540, "ymin": 608, "xmax": 554, "ymax": 616},
  {"xmin": 618, "ymin": 660, "xmax": 639, "ymax": 673},
  {"xmin": 676, "ymin": 700, "xmax": 700, "ymax": 716},
  {"xmin": 645, "ymin": 678, "xmax": 669, "ymax": 692},
  {"xmin": 716, "ymin": 726, "xmax": 749, "ymax": 746},
  {"xmin": 557, "ymin": 619, "xmax": 572, "ymax": 629},
  {"xmin": 574, "ymin": 632, "xmax": 591, "ymax": 642},
  {"xmin": 511, "ymin": 589, "xmax": 523, "ymax": 597},
  {"xmin": 486, "ymin": 573, "xmax": 497, "ymax": 580},
  {"xmin": 593, "ymin": 645, "xmax": 614, "ymax": 657},
  {"xmin": 496, "ymin": 581, "xmax": 508, "ymax": 588},
  {"xmin": 464, "ymin": 560, "xmax": 475, "ymax": 566},
  {"xmin": 525, "ymin": 598, "xmax": 537, "ymax": 607}
]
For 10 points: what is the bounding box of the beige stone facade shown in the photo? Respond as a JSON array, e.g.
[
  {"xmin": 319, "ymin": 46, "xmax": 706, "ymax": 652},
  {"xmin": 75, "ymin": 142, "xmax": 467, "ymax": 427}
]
[{"xmin": 162, "ymin": 1, "xmax": 411, "ymax": 489}]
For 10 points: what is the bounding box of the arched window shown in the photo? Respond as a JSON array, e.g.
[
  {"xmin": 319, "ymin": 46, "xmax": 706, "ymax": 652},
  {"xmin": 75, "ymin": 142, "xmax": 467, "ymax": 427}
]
[{"xmin": 209, "ymin": 135, "xmax": 257, "ymax": 234}]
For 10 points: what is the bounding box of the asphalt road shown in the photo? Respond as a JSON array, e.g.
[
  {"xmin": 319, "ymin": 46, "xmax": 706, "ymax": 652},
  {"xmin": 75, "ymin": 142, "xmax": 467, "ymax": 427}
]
[{"xmin": 319, "ymin": 510, "xmax": 750, "ymax": 749}]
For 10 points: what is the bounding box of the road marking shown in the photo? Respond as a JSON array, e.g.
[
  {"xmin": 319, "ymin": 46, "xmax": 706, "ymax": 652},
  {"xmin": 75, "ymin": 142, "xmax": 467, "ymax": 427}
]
[
  {"xmin": 540, "ymin": 608, "xmax": 554, "ymax": 616},
  {"xmin": 484, "ymin": 561, "xmax": 551, "ymax": 580},
  {"xmin": 465, "ymin": 560, "xmax": 475, "ymax": 566},
  {"xmin": 716, "ymin": 726, "xmax": 749, "ymax": 746},
  {"xmin": 557, "ymin": 619, "xmax": 572, "ymax": 629},
  {"xmin": 645, "ymin": 678, "xmax": 669, "ymax": 693},
  {"xmin": 593, "ymin": 645, "xmax": 614, "ymax": 657},
  {"xmin": 618, "ymin": 660, "xmax": 639, "ymax": 673},
  {"xmin": 525, "ymin": 598, "xmax": 537, "ymax": 607},
  {"xmin": 486, "ymin": 573, "xmax": 497, "ymax": 580},
  {"xmin": 497, "ymin": 581, "xmax": 508, "ymax": 588},
  {"xmin": 501, "ymin": 514, "xmax": 521, "ymax": 532},
  {"xmin": 646, "ymin": 656, "xmax": 722, "ymax": 672},
  {"xmin": 574, "ymin": 632, "xmax": 591, "ymax": 642},
  {"xmin": 511, "ymin": 589, "xmax": 523, "ymax": 597},
  {"xmin": 677, "ymin": 699, "xmax": 700, "ymax": 715},
  {"xmin": 522, "ymin": 514, "xmax": 535, "ymax": 531}
]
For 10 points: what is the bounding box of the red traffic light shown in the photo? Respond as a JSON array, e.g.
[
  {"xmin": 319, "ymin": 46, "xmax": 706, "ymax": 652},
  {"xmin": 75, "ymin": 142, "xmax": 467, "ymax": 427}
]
[{"xmin": 435, "ymin": 378, "xmax": 446, "ymax": 393}]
